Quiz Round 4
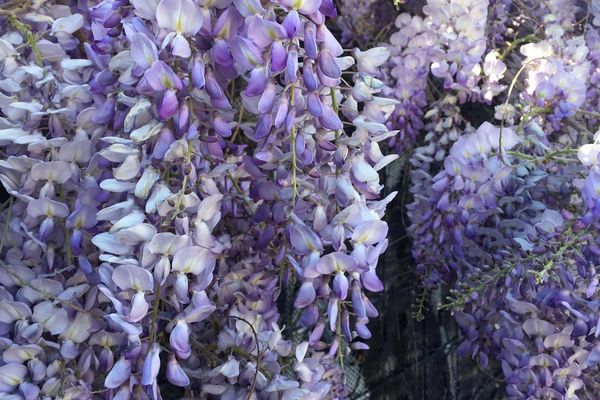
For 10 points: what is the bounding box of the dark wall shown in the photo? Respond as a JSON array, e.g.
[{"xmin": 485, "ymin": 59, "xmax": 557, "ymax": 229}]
[
  {"xmin": 360, "ymin": 162, "xmax": 504, "ymax": 400},
  {"xmin": 0, "ymin": 186, "xmax": 7, "ymax": 207}
]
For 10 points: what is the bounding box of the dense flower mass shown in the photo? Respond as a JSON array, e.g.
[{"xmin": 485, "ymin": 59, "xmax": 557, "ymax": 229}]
[
  {"xmin": 396, "ymin": 0, "xmax": 600, "ymax": 398},
  {"xmin": 0, "ymin": 0, "xmax": 397, "ymax": 398},
  {"xmin": 2, "ymin": 0, "xmax": 600, "ymax": 398}
]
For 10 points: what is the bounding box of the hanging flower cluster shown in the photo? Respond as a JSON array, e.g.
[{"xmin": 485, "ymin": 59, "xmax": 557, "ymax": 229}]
[
  {"xmin": 390, "ymin": 0, "xmax": 600, "ymax": 398},
  {"xmin": 4, "ymin": 0, "xmax": 600, "ymax": 398},
  {"xmin": 381, "ymin": 0, "xmax": 507, "ymax": 150},
  {"xmin": 0, "ymin": 0, "xmax": 399, "ymax": 398}
]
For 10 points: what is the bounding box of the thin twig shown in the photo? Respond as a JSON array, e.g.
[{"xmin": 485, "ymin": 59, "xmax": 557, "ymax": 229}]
[
  {"xmin": 499, "ymin": 57, "xmax": 544, "ymax": 164},
  {"xmin": 227, "ymin": 315, "xmax": 261, "ymax": 400},
  {"xmin": 230, "ymin": 106, "xmax": 245, "ymax": 144}
]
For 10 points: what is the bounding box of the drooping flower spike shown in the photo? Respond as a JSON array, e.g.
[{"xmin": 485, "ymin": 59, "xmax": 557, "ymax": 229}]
[{"xmin": 0, "ymin": 0, "xmax": 397, "ymax": 398}]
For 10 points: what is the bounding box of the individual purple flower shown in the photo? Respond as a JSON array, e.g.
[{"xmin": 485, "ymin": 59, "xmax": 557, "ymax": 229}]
[
  {"xmin": 156, "ymin": 0, "xmax": 203, "ymax": 58},
  {"xmin": 146, "ymin": 60, "xmax": 183, "ymax": 91},
  {"xmin": 105, "ymin": 358, "xmax": 132, "ymax": 389},
  {"xmin": 0, "ymin": 364, "xmax": 28, "ymax": 393},
  {"xmin": 166, "ymin": 354, "xmax": 190, "ymax": 386}
]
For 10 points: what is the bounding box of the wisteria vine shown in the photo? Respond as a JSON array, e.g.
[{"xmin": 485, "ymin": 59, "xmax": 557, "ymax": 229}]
[
  {"xmin": 0, "ymin": 0, "xmax": 397, "ymax": 398},
  {"xmin": 2, "ymin": 0, "xmax": 600, "ymax": 399},
  {"xmin": 384, "ymin": 0, "xmax": 600, "ymax": 399}
]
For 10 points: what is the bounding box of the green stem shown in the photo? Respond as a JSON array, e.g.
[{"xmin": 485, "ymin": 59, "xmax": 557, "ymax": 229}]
[
  {"xmin": 227, "ymin": 315, "xmax": 260, "ymax": 400},
  {"xmin": 330, "ymin": 88, "xmax": 341, "ymax": 178},
  {"xmin": 505, "ymin": 148, "xmax": 578, "ymax": 164},
  {"xmin": 577, "ymin": 108, "xmax": 600, "ymax": 119},
  {"xmin": 290, "ymin": 83, "xmax": 298, "ymax": 203},
  {"xmin": 291, "ymin": 124, "xmax": 298, "ymax": 202},
  {"xmin": 226, "ymin": 170, "xmax": 253, "ymax": 212},
  {"xmin": 59, "ymin": 188, "xmax": 73, "ymax": 265},
  {"xmin": 499, "ymin": 57, "xmax": 545, "ymax": 164},
  {"xmin": 170, "ymin": 142, "xmax": 193, "ymax": 221},
  {"xmin": 336, "ymin": 302, "xmax": 344, "ymax": 369},
  {"xmin": 330, "ymin": 88, "xmax": 342, "ymax": 214},
  {"xmin": 499, "ymin": 34, "xmax": 539, "ymax": 61},
  {"xmin": 8, "ymin": 14, "xmax": 43, "ymax": 66},
  {"xmin": 0, "ymin": 198, "xmax": 14, "ymax": 255},
  {"xmin": 147, "ymin": 284, "xmax": 162, "ymax": 345}
]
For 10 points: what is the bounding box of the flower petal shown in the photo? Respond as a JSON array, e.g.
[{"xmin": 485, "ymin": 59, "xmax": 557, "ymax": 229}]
[
  {"xmin": 105, "ymin": 358, "xmax": 131, "ymax": 389},
  {"xmin": 156, "ymin": 0, "xmax": 203, "ymax": 35},
  {"xmin": 166, "ymin": 354, "xmax": 190, "ymax": 387},
  {"xmin": 141, "ymin": 343, "xmax": 161, "ymax": 386},
  {"xmin": 112, "ymin": 265, "xmax": 154, "ymax": 292},
  {"xmin": 294, "ymin": 281, "xmax": 316, "ymax": 308},
  {"xmin": 170, "ymin": 320, "xmax": 192, "ymax": 359},
  {"xmin": 131, "ymin": 33, "xmax": 158, "ymax": 69},
  {"xmin": 0, "ymin": 364, "xmax": 27, "ymax": 393},
  {"xmin": 172, "ymin": 246, "xmax": 216, "ymax": 276}
]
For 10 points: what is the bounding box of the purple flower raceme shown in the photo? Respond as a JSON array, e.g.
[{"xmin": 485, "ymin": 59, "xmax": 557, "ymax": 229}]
[
  {"xmin": 397, "ymin": 0, "xmax": 600, "ymax": 398},
  {"xmin": 381, "ymin": 0, "xmax": 507, "ymax": 151},
  {"xmin": 0, "ymin": 0, "xmax": 398, "ymax": 398},
  {"xmin": 2, "ymin": 0, "xmax": 599, "ymax": 398},
  {"xmin": 408, "ymin": 121, "xmax": 520, "ymax": 285}
]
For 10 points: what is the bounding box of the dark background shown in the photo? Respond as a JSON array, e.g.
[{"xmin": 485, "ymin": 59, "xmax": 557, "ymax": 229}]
[
  {"xmin": 338, "ymin": 1, "xmax": 506, "ymax": 397},
  {"xmin": 356, "ymin": 163, "xmax": 504, "ymax": 399}
]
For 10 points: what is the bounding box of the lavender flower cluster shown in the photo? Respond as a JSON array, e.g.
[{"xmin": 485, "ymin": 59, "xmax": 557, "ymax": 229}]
[
  {"xmin": 396, "ymin": 0, "xmax": 600, "ymax": 398},
  {"xmin": 0, "ymin": 0, "xmax": 399, "ymax": 398},
  {"xmin": 3, "ymin": 0, "xmax": 600, "ymax": 398}
]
